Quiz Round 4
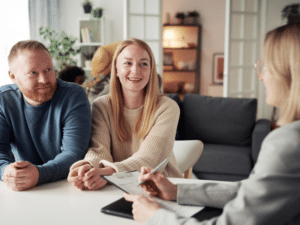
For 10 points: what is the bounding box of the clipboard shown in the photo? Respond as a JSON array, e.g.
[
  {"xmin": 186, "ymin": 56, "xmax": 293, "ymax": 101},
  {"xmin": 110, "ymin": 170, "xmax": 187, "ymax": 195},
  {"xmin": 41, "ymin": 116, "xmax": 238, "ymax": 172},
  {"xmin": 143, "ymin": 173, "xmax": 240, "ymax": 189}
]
[
  {"xmin": 101, "ymin": 171, "xmax": 204, "ymax": 219},
  {"xmin": 102, "ymin": 171, "xmax": 141, "ymax": 194}
]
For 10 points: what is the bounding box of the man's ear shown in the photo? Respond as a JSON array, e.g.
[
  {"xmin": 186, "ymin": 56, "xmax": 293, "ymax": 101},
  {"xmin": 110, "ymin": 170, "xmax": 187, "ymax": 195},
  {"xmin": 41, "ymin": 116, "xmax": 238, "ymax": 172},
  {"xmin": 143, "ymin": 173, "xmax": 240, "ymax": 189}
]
[{"xmin": 8, "ymin": 71, "xmax": 17, "ymax": 84}]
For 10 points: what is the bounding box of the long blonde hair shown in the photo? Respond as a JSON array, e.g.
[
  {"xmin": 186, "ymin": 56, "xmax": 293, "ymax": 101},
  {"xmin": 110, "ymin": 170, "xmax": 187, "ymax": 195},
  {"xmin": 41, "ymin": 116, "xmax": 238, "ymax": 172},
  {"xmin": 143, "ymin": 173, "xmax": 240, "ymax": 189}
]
[
  {"xmin": 264, "ymin": 23, "xmax": 300, "ymax": 126},
  {"xmin": 109, "ymin": 38, "xmax": 162, "ymax": 141}
]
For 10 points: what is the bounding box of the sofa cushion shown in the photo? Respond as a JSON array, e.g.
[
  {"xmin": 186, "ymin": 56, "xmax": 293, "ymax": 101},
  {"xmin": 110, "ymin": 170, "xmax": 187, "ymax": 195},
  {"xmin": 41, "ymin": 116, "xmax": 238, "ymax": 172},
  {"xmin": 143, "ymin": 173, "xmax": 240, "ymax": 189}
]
[
  {"xmin": 178, "ymin": 94, "xmax": 257, "ymax": 146},
  {"xmin": 193, "ymin": 144, "xmax": 252, "ymax": 175}
]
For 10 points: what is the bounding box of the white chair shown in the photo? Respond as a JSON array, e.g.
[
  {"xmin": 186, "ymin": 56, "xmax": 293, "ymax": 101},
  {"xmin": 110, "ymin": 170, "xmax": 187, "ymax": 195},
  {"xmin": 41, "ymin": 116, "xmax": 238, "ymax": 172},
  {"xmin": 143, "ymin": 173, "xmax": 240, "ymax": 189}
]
[{"xmin": 173, "ymin": 140, "xmax": 204, "ymax": 179}]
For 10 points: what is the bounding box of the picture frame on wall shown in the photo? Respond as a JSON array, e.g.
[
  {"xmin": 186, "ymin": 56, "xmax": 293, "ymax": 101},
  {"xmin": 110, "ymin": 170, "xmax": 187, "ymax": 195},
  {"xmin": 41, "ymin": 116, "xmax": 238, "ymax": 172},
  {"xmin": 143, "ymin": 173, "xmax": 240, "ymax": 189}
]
[{"xmin": 212, "ymin": 53, "xmax": 224, "ymax": 85}]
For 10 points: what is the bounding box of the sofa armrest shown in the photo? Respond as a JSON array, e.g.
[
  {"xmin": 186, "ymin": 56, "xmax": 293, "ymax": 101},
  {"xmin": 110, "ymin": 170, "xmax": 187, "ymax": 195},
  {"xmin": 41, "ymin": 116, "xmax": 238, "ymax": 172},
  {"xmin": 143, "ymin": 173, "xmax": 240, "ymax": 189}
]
[{"xmin": 251, "ymin": 119, "xmax": 271, "ymax": 164}]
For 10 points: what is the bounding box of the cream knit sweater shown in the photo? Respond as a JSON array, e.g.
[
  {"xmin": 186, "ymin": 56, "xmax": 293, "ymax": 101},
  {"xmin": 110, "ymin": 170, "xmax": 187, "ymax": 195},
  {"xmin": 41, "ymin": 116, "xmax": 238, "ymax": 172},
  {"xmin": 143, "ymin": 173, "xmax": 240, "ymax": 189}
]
[{"xmin": 84, "ymin": 95, "xmax": 182, "ymax": 178}]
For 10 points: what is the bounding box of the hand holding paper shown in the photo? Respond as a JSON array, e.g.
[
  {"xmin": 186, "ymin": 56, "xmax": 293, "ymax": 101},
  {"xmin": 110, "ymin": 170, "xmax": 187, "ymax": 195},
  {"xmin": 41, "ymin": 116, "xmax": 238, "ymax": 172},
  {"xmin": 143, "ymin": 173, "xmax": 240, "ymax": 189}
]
[
  {"xmin": 137, "ymin": 157, "xmax": 169, "ymax": 186},
  {"xmin": 139, "ymin": 167, "xmax": 178, "ymax": 201}
]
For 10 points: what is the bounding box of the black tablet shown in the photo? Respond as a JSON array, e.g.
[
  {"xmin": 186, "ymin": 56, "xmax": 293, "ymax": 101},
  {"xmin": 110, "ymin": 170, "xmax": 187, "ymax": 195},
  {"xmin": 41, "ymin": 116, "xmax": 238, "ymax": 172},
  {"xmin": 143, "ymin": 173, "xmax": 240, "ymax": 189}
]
[{"xmin": 101, "ymin": 197, "xmax": 133, "ymax": 220}]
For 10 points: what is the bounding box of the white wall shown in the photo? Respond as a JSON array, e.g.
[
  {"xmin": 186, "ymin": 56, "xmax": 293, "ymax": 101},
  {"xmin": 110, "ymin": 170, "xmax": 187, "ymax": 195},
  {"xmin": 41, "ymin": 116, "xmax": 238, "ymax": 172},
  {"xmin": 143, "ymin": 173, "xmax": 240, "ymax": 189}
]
[
  {"xmin": 163, "ymin": 0, "xmax": 226, "ymax": 97},
  {"xmin": 60, "ymin": 0, "xmax": 124, "ymax": 43}
]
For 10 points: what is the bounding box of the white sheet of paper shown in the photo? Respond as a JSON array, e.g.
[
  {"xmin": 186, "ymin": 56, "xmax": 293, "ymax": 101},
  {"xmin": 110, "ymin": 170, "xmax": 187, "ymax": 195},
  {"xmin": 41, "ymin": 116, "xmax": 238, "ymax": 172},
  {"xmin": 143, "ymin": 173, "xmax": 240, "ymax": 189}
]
[{"xmin": 103, "ymin": 171, "xmax": 204, "ymax": 218}]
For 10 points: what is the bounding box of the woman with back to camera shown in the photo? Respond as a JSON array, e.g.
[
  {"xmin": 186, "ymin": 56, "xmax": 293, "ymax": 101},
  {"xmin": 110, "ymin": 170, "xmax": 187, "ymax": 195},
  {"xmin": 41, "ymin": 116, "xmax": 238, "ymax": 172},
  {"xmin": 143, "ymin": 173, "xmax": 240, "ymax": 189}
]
[
  {"xmin": 68, "ymin": 38, "xmax": 182, "ymax": 190},
  {"xmin": 125, "ymin": 23, "xmax": 300, "ymax": 224}
]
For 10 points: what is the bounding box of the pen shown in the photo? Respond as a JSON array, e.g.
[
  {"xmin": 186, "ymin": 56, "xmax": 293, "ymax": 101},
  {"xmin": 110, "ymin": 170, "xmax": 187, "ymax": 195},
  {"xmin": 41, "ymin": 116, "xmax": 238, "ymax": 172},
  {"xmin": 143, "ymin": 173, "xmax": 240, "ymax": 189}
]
[{"xmin": 137, "ymin": 157, "xmax": 169, "ymax": 187}]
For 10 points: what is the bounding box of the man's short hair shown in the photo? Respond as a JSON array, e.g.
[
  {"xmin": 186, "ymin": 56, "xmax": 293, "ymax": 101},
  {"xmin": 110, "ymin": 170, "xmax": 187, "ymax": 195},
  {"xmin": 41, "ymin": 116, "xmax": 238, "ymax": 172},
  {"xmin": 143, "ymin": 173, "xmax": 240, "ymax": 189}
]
[
  {"xmin": 58, "ymin": 66, "xmax": 86, "ymax": 82},
  {"xmin": 8, "ymin": 40, "xmax": 50, "ymax": 65}
]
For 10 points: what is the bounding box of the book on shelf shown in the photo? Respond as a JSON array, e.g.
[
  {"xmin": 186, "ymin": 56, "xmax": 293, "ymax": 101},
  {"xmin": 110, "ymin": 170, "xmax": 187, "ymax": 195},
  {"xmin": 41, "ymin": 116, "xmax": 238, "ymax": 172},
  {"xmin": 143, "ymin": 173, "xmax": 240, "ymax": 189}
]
[
  {"xmin": 81, "ymin": 28, "xmax": 93, "ymax": 43},
  {"xmin": 81, "ymin": 28, "xmax": 88, "ymax": 43}
]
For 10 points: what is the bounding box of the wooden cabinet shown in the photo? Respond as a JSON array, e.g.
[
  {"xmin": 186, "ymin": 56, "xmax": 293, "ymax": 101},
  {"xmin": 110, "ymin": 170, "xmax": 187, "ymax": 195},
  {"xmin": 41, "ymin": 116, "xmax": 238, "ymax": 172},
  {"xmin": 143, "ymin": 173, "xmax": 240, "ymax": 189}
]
[{"xmin": 162, "ymin": 24, "xmax": 201, "ymax": 97}]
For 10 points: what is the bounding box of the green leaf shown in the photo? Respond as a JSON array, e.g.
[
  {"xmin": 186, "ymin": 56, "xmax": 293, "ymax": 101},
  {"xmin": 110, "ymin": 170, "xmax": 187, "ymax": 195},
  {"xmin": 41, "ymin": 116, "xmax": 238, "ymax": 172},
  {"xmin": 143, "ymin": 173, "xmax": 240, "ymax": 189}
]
[{"xmin": 38, "ymin": 26, "xmax": 80, "ymax": 71}]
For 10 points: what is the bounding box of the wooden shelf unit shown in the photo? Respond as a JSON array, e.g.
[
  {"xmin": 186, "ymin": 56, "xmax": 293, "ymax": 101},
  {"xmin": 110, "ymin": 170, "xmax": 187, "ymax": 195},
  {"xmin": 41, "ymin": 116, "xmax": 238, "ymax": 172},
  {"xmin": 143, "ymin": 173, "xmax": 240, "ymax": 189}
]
[{"xmin": 162, "ymin": 24, "xmax": 201, "ymax": 96}]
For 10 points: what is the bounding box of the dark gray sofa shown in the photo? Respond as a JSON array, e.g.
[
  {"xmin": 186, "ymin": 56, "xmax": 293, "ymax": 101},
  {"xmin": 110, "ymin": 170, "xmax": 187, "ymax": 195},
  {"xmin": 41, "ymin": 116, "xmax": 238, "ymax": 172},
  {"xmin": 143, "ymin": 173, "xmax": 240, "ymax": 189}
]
[{"xmin": 168, "ymin": 94, "xmax": 271, "ymax": 182}]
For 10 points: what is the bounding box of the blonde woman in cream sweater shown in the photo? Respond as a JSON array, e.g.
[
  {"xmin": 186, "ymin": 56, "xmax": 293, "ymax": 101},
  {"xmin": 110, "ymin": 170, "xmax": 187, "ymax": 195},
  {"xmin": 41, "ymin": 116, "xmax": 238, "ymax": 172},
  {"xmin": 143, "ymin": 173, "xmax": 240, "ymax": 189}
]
[{"xmin": 68, "ymin": 38, "xmax": 182, "ymax": 190}]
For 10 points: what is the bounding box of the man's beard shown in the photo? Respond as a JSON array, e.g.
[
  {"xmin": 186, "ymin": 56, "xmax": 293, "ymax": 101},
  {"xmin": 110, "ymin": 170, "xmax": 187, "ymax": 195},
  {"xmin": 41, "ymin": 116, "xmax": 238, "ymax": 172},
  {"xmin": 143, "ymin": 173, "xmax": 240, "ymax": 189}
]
[{"xmin": 20, "ymin": 81, "xmax": 57, "ymax": 105}]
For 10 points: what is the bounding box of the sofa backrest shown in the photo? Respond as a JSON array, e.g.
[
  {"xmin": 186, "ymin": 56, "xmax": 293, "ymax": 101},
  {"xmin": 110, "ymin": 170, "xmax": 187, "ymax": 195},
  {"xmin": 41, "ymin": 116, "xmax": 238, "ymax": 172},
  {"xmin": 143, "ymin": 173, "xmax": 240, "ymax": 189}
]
[{"xmin": 177, "ymin": 94, "xmax": 257, "ymax": 146}]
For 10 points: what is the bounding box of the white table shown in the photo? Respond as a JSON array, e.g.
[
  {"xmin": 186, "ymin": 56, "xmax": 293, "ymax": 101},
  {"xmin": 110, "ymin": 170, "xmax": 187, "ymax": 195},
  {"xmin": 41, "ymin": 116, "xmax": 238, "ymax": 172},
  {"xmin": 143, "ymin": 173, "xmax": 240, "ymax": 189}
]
[{"xmin": 0, "ymin": 178, "xmax": 204, "ymax": 225}]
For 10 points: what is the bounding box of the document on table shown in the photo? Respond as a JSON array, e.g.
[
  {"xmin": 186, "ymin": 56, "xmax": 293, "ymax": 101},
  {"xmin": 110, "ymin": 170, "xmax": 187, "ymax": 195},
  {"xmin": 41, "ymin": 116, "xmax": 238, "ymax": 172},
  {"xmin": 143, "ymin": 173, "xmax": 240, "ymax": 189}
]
[{"xmin": 103, "ymin": 171, "xmax": 204, "ymax": 218}]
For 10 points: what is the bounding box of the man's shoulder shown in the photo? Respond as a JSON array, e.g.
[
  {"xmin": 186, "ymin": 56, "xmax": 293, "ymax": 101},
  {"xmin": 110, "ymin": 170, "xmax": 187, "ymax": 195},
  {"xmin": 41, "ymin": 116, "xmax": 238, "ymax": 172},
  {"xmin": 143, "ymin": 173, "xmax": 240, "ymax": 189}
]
[
  {"xmin": 0, "ymin": 84, "xmax": 22, "ymax": 113},
  {"xmin": 51, "ymin": 79, "xmax": 90, "ymax": 111},
  {"xmin": 0, "ymin": 84, "xmax": 19, "ymax": 94},
  {"xmin": 57, "ymin": 79, "xmax": 85, "ymax": 92},
  {"xmin": 0, "ymin": 84, "xmax": 21, "ymax": 100},
  {"xmin": 55, "ymin": 79, "xmax": 87, "ymax": 99}
]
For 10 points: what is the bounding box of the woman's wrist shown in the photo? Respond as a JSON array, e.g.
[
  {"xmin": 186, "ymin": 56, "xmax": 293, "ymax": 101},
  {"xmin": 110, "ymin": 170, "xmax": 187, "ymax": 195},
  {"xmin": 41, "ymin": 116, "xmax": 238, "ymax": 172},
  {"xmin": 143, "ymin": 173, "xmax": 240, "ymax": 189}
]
[{"xmin": 101, "ymin": 166, "xmax": 116, "ymax": 175}]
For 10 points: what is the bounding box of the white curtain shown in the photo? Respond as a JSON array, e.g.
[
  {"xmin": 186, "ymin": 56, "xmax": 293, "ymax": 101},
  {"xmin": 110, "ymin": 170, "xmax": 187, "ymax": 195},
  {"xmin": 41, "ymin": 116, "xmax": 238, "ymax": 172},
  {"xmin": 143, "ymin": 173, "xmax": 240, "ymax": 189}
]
[
  {"xmin": 28, "ymin": 0, "xmax": 61, "ymax": 41},
  {"xmin": 0, "ymin": 0, "xmax": 30, "ymax": 86}
]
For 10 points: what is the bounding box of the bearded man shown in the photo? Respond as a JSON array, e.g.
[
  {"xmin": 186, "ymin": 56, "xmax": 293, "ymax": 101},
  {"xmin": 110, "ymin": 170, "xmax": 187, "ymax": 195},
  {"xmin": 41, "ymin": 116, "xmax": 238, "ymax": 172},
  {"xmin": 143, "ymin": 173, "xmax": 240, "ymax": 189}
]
[{"xmin": 0, "ymin": 40, "xmax": 91, "ymax": 191}]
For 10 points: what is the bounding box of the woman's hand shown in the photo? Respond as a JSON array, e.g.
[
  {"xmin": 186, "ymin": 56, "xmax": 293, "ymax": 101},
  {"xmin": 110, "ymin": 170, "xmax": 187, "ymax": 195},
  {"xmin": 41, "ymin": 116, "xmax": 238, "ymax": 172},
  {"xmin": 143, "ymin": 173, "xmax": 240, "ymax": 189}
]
[
  {"xmin": 68, "ymin": 161, "xmax": 93, "ymax": 190},
  {"xmin": 139, "ymin": 167, "xmax": 178, "ymax": 201},
  {"xmin": 82, "ymin": 166, "xmax": 116, "ymax": 190},
  {"xmin": 124, "ymin": 193, "xmax": 161, "ymax": 224},
  {"xmin": 81, "ymin": 167, "xmax": 108, "ymax": 190},
  {"xmin": 68, "ymin": 162, "xmax": 116, "ymax": 190}
]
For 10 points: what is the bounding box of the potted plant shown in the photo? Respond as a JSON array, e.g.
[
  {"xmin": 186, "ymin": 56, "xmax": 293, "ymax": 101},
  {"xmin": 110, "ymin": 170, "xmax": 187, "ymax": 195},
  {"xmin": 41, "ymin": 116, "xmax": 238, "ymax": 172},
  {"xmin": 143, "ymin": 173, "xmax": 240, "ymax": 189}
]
[
  {"xmin": 187, "ymin": 11, "xmax": 199, "ymax": 24},
  {"xmin": 82, "ymin": 0, "xmax": 93, "ymax": 14},
  {"xmin": 175, "ymin": 12, "xmax": 185, "ymax": 24},
  {"xmin": 92, "ymin": 7, "xmax": 103, "ymax": 19},
  {"xmin": 39, "ymin": 26, "xmax": 81, "ymax": 72}
]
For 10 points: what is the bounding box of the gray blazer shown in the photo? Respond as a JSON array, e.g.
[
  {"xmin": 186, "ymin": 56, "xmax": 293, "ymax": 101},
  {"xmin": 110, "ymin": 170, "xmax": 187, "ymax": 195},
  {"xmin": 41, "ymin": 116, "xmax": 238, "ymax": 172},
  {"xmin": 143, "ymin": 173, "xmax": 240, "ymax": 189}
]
[{"xmin": 146, "ymin": 120, "xmax": 300, "ymax": 225}]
